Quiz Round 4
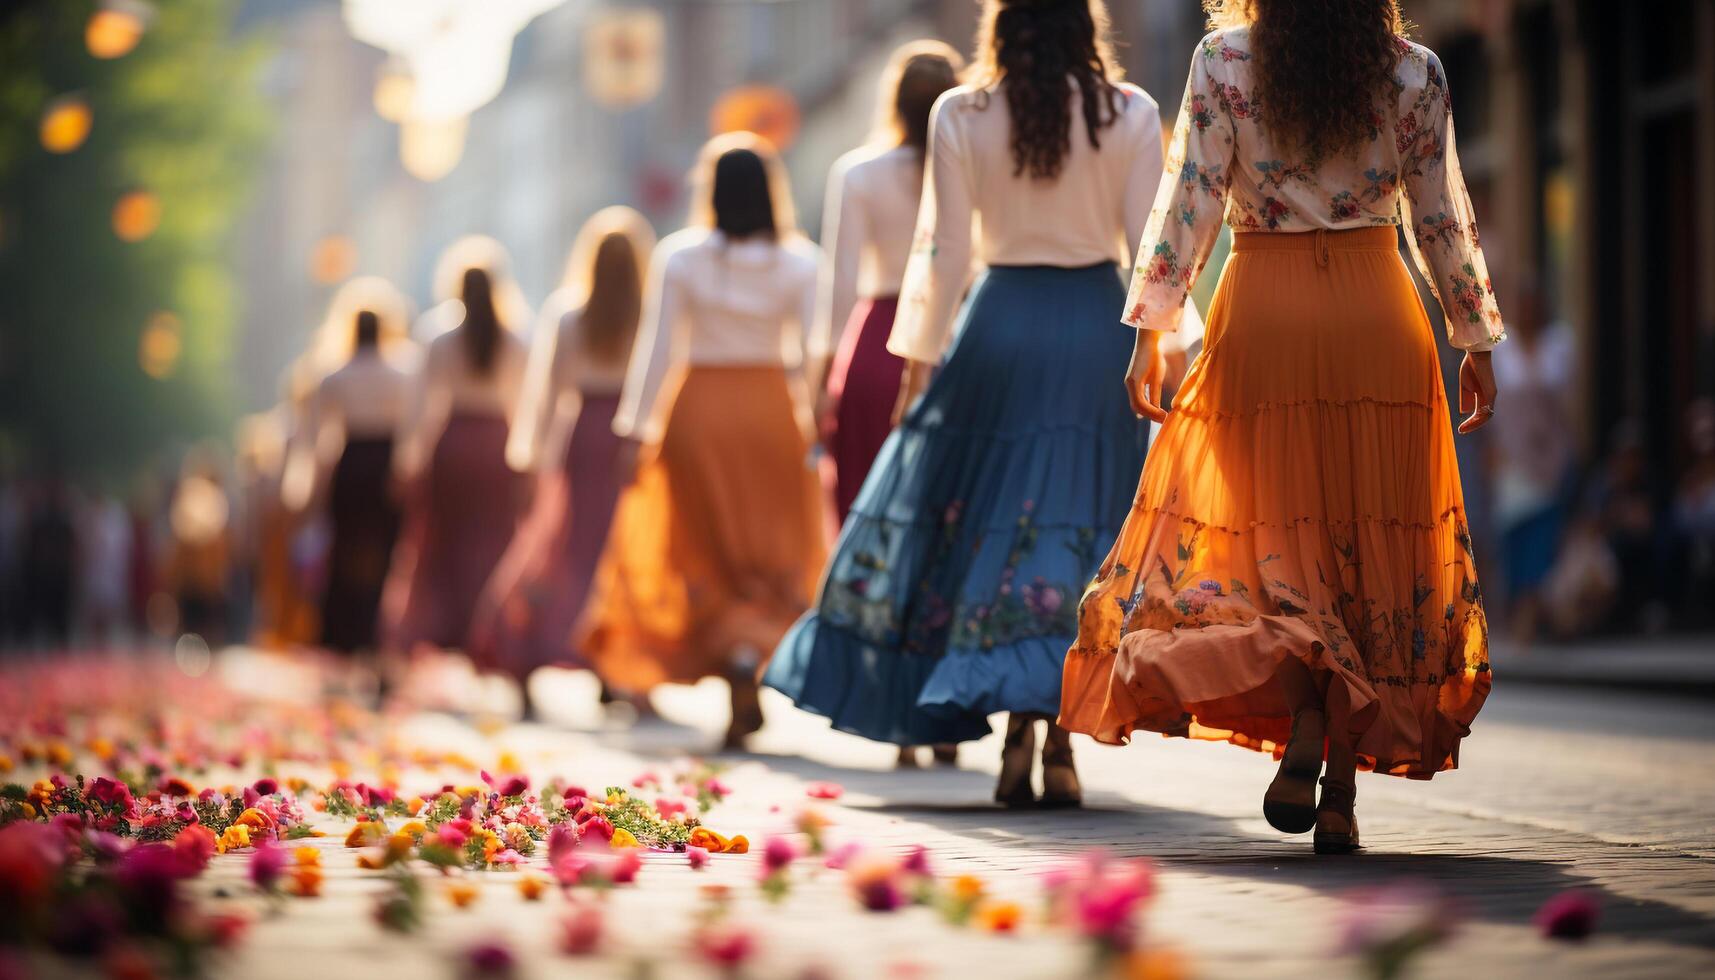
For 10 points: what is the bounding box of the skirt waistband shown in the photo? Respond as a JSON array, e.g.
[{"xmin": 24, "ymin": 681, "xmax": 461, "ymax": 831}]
[
  {"xmin": 1232, "ymin": 226, "xmax": 1398, "ymax": 254},
  {"xmin": 985, "ymin": 260, "xmax": 1117, "ymax": 275}
]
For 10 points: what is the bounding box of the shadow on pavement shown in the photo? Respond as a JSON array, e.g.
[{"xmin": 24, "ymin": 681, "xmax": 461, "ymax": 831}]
[{"xmin": 733, "ymin": 746, "xmax": 1715, "ymax": 951}]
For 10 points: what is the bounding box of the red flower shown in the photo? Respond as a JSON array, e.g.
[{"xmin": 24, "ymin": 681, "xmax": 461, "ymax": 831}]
[
  {"xmin": 561, "ymin": 904, "xmax": 604, "ymax": 956},
  {"xmin": 1536, "ymin": 891, "xmax": 1599, "ymax": 941},
  {"xmin": 173, "ymin": 825, "xmax": 217, "ymax": 871}
]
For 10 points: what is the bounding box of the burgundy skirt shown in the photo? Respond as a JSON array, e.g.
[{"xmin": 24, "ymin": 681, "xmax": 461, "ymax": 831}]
[
  {"xmin": 819, "ymin": 296, "xmax": 903, "ymax": 524},
  {"xmin": 469, "ymin": 394, "xmax": 626, "ymax": 679},
  {"xmin": 382, "ymin": 413, "xmax": 524, "ymax": 652}
]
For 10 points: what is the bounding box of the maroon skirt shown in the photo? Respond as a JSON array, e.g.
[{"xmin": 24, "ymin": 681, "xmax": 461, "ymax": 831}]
[
  {"xmin": 469, "ymin": 394, "xmax": 626, "ymax": 679},
  {"xmin": 382, "ymin": 413, "xmax": 524, "ymax": 652},
  {"xmin": 819, "ymin": 296, "xmax": 903, "ymax": 524}
]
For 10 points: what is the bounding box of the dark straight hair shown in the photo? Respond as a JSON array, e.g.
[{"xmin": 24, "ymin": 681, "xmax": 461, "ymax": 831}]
[
  {"xmin": 353, "ymin": 309, "xmax": 380, "ymax": 351},
  {"xmin": 460, "ymin": 266, "xmax": 501, "ymax": 375},
  {"xmin": 710, "ymin": 147, "xmax": 777, "ymax": 241}
]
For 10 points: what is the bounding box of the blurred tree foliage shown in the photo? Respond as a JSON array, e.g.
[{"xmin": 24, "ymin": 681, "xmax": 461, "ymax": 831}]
[{"xmin": 0, "ymin": 0, "xmax": 271, "ymax": 485}]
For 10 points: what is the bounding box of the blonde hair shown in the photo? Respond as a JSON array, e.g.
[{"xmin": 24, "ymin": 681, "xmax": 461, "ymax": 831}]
[{"xmin": 560, "ymin": 206, "xmax": 655, "ymax": 365}]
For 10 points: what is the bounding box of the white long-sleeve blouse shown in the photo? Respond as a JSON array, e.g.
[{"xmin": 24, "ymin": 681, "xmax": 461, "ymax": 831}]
[
  {"xmin": 890, "ymin": 80, "xmax": 1187, "ymax": 365},
  {"xmin": 1123, "ymin": 28, "xmax": 1507, "ymax": 351},
  {"xmin": 612, "ymin": 228, "xmax": 821, "ymax": 443},
  {"xmin": 813, "ymin": 144, "xmax": 924, "ymax": 361}
]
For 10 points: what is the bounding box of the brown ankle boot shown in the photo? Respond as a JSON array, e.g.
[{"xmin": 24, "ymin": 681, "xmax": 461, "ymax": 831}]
[
  {"xmin": 1313, "ymin": 777, "xmax": 1362, "ymax": 855},
  {"xmin": 994, "ymin": 714, "xmax": 1036, "ymax": 807},
  {"xmin": 1039, "ymin": 719, "xmax": 1081, "ymax": 809}
]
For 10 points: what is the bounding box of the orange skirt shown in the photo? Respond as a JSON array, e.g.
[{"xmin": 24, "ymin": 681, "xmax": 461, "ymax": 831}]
[
  {"xmin": 580, "ymin": 365, "xmax": 827, "ymax": 689},
  {"xmin": 1060, "ymin": 226, "xmax": 1491, "ymax": 778}
]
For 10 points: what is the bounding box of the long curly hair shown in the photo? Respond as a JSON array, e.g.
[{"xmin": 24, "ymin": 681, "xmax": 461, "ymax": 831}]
[
  {"xmin": 967, "ymin": 0, "xmax": 1124, "ymax": 180},
  {"xmin": 1205, "ymin": 0, "xmax": 1407, "ymax": 161}
]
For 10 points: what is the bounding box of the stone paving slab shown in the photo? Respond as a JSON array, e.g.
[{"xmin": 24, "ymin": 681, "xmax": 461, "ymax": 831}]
[{"xmin": 153, "ymin": 672, "xmax": 1715, "ymax": 980}]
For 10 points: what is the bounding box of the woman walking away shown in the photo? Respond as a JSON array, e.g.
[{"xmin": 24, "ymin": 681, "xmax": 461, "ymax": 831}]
[
  {"xmin": 813, "ymin": 40, "xmax": 963, "ymax": 529},
  {"xmin": 383, "ymin": 237, "xmax": 530, "ymax": 661},
  {"xmin": 766, "ymin": 0, "xmax": 1183, "ymax": 807},
  {"xmin": 1061, "ymin": 0, "xmax": 1504, "ymax": 854},
  {"xmin": 578, "ymin": 135, "xmax": 826, "ymax": 749},
  {"xmin": 285, "ymin": 278, "xmax": 416, "ymax": 668},
  {"xmin": 470, "ymin": 207, "xmax": 655, "ymax": 720},
  {"xmin": 813, "ymin": 39, "xmax": 964, "ymax": 769}
]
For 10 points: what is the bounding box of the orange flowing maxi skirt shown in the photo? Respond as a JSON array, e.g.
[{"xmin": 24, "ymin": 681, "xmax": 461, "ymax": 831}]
[
  {"xmin": 580, "ymin": 365, "xmax": 827, "ymax": 690},
  {"xmin": 1060, "ymin": 226, "xmax": 1491, "ymax": 778}
]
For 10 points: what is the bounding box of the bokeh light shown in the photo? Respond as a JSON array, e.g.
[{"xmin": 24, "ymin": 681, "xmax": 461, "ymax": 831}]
[
  {"xmin": 40, "ymin": 96, "xmax": 94, "ymax": 154},
  {"xmin": 309, "ymin": 234, "xmax": 359, "ymax": 283},
  {"xmin": 173, "ymin": 632, "xmax": 211, "ymax": 677},
  {"xmin": 400, "ymin": 115, "xmax": 468, "ymax": 182},
  {"xmin": 372, "ymin": 60, "xmax": 415, "ymax": 122},
  {"xmin": 85, "ymin": 3, "xmax": 151, "ymax": 60},
  {"xmin": 139, "ymin": 310, "xmax": 182, "ymax": 378},
  {"xmin": 709, "ymin": 85, "xmax": 801, "ymax": 151},
  {"xmin": 111, "ymin": 190, "xmax": 161, "ymax": 242}
]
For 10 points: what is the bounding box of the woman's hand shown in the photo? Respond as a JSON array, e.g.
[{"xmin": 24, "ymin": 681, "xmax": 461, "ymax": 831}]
[
  {"xmin": 614, "ymin": 439, "xmax": 642, "ymax": 485},
  {"xmin": 891, "ymin": 360, "xmax": 933, "ymax": 428},
  {"xmin": 1125, "ymin": 331, "xmax": 1169, "ymax": 423},
  {"xmin": 812, "ymin": 386, "xmax": 836, "ymax": 446},
  {"xmin": 1457, "ymin": 351, "xmax": 1498, "ymax": 434}
]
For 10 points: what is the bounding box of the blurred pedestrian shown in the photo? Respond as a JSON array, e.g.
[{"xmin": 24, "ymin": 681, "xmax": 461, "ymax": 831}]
[
  {"xmin": 1062, "ymin": 0, "xmax": 1502, "ymax": 853},
  {"xmin": 1586, "ymin": 420, "xmax": 1668, "ymax": 633},
  {"xmin": 766, "ymin": 0, "xmax": 1177, "ymax": 806},
  {"xmin": 1488, "ymin": 283, "xmax": 1578, "ymax": 640},
  {"xmin": 382, "ymin": 238, "xmax": 529, "ymax": 661},
  {"xmin": 1673, "ymin": 399, "xmax": 1715, "ymax": 625},
  {"xmin": 165, "ymin": 449, "xmax": 233, "ymax": 646},
  {"xmin": 812, "ymin": 41, "xmax": 963, "ymax": 531},
  {"xmin": 0, "ymin": 467, "xmax": 21, "ymax": 647},
  {"xmin": 78, "ymin": 493, "xmax": 132, "ymax": 646},
  {"xmin": 242, "ymin": 402, "xmax": 314, "ymax": 648},
  {"xmin": 288, "ymin": 279, "xmax": 416, "ymax": 667},
  {"xmin": 19, "ymin": 473, "xmax": 78, "ymax": 647},
  {"xmin": 579, "ymin": 134, "xmax": 826, "ymax": 749},
  {"xmin": 470, "ymin": 207, "xmax": 655, "ymax": 719}
]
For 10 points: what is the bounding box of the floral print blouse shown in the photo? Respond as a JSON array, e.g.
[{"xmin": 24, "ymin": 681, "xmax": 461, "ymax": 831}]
[{"xmin": 1122, "ymin": 27, "xmax": 1507, "ymax": 351}]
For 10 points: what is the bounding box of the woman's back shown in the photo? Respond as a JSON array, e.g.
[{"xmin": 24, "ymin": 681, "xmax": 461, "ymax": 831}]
[
  {"xmin": 830, "ymin": 146, "xmax": 923, "ymax": 291},
  {"xmin": 613, "ymin": 228, "xmax": 817, "ymax": 442},
  {"xmin": 1123, "ymin": 26, "xmax": 1505, "ymax": 351},
  {"xmin": 938, "ymin": 81, "xmax": 1162, "ymax": 265},
  {"xmin": 1190, "ymin": 28, "xmax": 1444, "ymax": 233},
  {"xmin": 319, "ymin": 350, "xmax": 413, "ymax": 439},
  {"xmin": 657, "ymin": 228, "xmax": 819, "ymax": 353},
  {"xmin": 423, "ymin": 319, "xmax": 528, "ymax": 417},
  {"xmin": 891, "ymin": 81, "xmax": 1164, "ymax": 364}
]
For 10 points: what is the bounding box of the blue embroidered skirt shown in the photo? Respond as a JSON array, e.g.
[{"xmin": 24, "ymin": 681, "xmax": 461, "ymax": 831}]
[{"xmin": 762, "ymin": 262, "xmax": 1148, "ymax": 744}]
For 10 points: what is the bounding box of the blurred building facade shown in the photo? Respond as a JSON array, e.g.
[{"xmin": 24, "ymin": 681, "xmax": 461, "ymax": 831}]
[{"xmin": 1406, "ymin": 0, "xmax": 1715, "ymax": 501}]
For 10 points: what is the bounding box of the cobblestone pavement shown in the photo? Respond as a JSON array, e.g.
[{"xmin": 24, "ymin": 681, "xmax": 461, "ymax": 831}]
[{"xmin": 216, "ymin": 666, "xmax": 1715, "ymax": 980}]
